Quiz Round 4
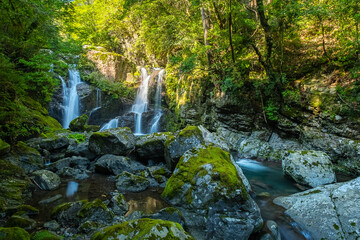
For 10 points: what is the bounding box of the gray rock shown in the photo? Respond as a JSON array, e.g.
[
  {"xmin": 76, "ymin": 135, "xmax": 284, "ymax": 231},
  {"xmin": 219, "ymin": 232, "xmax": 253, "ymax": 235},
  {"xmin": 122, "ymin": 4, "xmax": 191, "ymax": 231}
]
[
  {"xmin": 264, "ymin": 220, "xmax": 281, "ymax": 240},
  {"xmin": 32, "ymin": 170, "xmax": 61, "ymax": 190},
  {"xmin": 164, "ymin": 126, "xmax": 205, "ymax": 170},
  {"xmin": 109, "ymin": 193, "xmax": 129, "ymax": 216},
  {"xmin": 198, "ymin": 125, "xmax": 230, "ymax": 152},
  {"xmin": 57, "ymin": 167, "xmax": 89, "ymax": 180},
  {"xmin": 282, "ymin": 150, "xmax": 336, "ymax": 187},
  {"xmin": 116, "ymin": 171, "xmax": 150, "ymax": 192},
  {"xmin": 43, "ymin": 220, "xmax": 60, "ymax": 231},
  {"xmin": 47, "ymin": 156, "xmax": 90, "ymax": 173},
  {"xmin": 88, "ymin": 127, "xmax": 135, "ymax": 155},
  {"xmin": 40, "ymin": 136, "xmax": 69, "ymax": 151},
  {"xmin": 65, "ymin": 142, "xmax": 96, "ymax": 161},
  {"xmin": 148, "ymin": 207, "xmax": 185, "ymax": 227},
  {"xmin": 95, "ymin": 154, "xmax": 146, "ymax": 175},
  {"xmin": 136, "ymin": 132, "xmax": 173, "ymax": 163},
  {"xmin": 274, "ymin": 177, "xmax": 360, "ymax": 240},
  {"xmin": 39, "ymin": 194, "xmax": 62, "ymax": 205},
  {"xmin": 216, "ymin": 127, "xmax": 249, "ymax": 151}
]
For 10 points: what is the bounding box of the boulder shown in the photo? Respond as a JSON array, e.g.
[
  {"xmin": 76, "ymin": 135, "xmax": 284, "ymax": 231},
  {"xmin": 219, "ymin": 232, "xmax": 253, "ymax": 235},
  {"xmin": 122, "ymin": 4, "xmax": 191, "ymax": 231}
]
[
  {"xmin": 0, "ymin": 139, "xmax": 10, "ymax": 155},
  {"xmin": 88, "ymin": 127, "xmax": 135, "ymax": 155},
  {"xmin": 116, "ymin": 171, "xmax": 150, "ymax": 192},
  {"xmin": 148, "ymin": 207, "xmax": 185, "ymax": 227},
  {"xmin": 0, "ymin": 227, "xmax": 30, "ymax": 240},
  {"xmin": 46, "ymin": 156, "xmax": 90, "ymax": 173},
  {"xmin": 65, "ymin": 142, "xmax": 96, "ymax": 161},
  {"xmin": 162, "ymin": 144, "xmax": 262, "ymax": 240},
  {"xmin": 69, "ymin": 114, "xmax": 89, "ymax": 132},
  {"xmin": 136, "ymin": 132, "xmax": 173, "ymax": 163},
  {"xmin": 5, "ymin": 215, "xmax": 36, "ymax": 230},
  {"xmin": 108, "ymin": 193, "xmax": 129, "ymax": 216},
  {"xmin": 148, "ymin": 165, "xmax": 171, "ymax": 184},
  {"xmin": 91, "ymin": 218, "xmax": 194, "ymax": 240},
  {"xmin": 282, "ymin": 150, "xmax": 336, "ymax": 187},
  {"xmin": 32, "ymin": 170, "xmax": 61, "ymax": 191},
  {"xmin": 39, "ymin": 136, "xmax": 69, "ymax": 151},
  {"xmin": 94, "ymin": 154, "xmax": 146, "ymax": 175},
  {"xmin": 274, "ymin": 177, "xmax": 360, "ymax": 240},
  {"xmin": 198, "ymin": 125, "xmax": 230, "ymax": 151},
  {"xmin": 30, "ymin": 230, "xmax": 62, "ymax": 240},
  {"xmin": 164, "ymin": 126, "xmax": 204, "ymax": 170}
]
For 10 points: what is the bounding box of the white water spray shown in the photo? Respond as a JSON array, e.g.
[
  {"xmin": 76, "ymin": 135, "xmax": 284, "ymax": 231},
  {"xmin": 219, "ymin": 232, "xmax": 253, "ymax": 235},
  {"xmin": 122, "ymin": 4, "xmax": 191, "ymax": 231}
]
[
  {"xmin": 150, "ymin": 69, "xmax": 165, "ymax": 133},
  {"xmin": 100, "ymin": 118, "xmax": 119, "ymax": 131},
  {"xmin": 62, "ymin": 67, "xmax": 81, "ymax": 128}
]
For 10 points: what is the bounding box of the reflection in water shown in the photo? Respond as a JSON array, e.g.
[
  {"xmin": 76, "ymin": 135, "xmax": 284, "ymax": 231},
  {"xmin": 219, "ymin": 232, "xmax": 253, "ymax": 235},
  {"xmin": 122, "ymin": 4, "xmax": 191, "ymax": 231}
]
[{"xmin": 66, "ymin": 181, "xmax": 79, "ymax": 198}]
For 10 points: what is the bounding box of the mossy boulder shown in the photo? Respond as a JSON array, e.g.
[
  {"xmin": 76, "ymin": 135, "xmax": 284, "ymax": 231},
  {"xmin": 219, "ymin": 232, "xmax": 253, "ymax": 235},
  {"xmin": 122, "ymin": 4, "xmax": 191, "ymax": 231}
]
[
  {"xmin": 282, "ymin": 150, "xmax": 336, "ymax": 187},
  {"xmin": 164, "ymin": 126, "xmax": 204, "ymax": 170},
  {"xmin": 39, "ymin": 136, "xmax": 69, "ymax": 151},
  {"xmin": 116, "ymin": 171, "xmax": 150, "ymax": 192},
  {"xmin": 136, "ymin": 132, "xmax": 173, "ymax": 163},
  {"xmin": 0, "ymin": 139, "xmax": 10, "ymax": 155},
  {"xmin": 31, "ymin": 170, "xmax": 61, "ymax": 191},
  {"xmin": 91, "ymin": 218, "xmax": 194, "ymax": 240},
  {"xmin": 30, "ymin": 230, "xmax": 62, "ymax": 240},
  {"xmin": 88, "ymin": 127, "xmax": 135, "ymax": 155},
  {"xmin": 0, "ymin": 227, "xmax": 30, "ymax": 240},
  {"xmin": 0, "ymin": 160, "xmax": 33, "ymax": 210},
  {"xmin": 148, "ymin": 166, "xmax": 171, "ymax": 184},
  {"xmin": 162, "ymin": 144, "xmax": 262, "ymax": 240},
  {"xmin": 149, "ymin": 207, "xmax": 185, "ymax": 227},
  {"xmin": 69, "ymin": 114, "xmax": 89, "ymax": 132},
  {"xmin": 84, "ymin": 125, "xmax": 101, "ymax": 132},
  {"xmin": 108, "ymin": 193, "xmax": 129, "ymax": 216},
  {"xmin": 5, "ymin": 215, "xmax": 36, "ymax": 230},
  {"xmin": 5, "ymin": 205, "xmax": 39, "ymax": 217},
  {"xmin": 94, "ymin": 154, "xmax": 146, "ymax": 175}
]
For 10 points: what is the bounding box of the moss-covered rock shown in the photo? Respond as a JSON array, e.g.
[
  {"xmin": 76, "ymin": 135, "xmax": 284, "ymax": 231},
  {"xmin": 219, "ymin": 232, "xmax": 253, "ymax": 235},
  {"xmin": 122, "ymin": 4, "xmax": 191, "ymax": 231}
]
[
  {"xmin": 69, "ymin": 114, "xmax": 89, "ymax": 132},
  {"xmin": 116, "ymin": 171, "xmax": 150, "ymax": 192},
  {"xmin": 5, "ymin": 205, "xmax": 39, "ymax": 217},
  {"xmin": 78, "ymin": 221, "xmax": 103, "ymax": 234},
  {"xmin": 0, "ymin": 160, "xmax": 33, "ymax": 210},
  {"xmin": 84, "ymin": 125, "xmax": 101, "ymax": 132},
  {"xmin": 88, "ymin": 127, "xmax": 135, "ymax": 155},
  {"xmin": 149, "ymin": 207, "xmax": 185, "ymax": 227},
  {"xmin": 164, "ymin": 126, "xmax": 204, "ymax": 170},
  {"xmin": 0, "ymin": 139, "xmax": 10, "ymax": 155},
  {"xmin": 5, "ymin": 215, "xmax": 36, "ymax": 230},
  {"xmin": 31, "ymin": 170, "xmax": 61, "ymax": 191},
  {"xmin": 136, "ymin": 132, "xmax": 173, "ymax": 163},
  {"xmin": 109, "ymin": 193, "xmax": 129, "ymax": 216},
  {"xmin": 30, "ymin": 230, "xmax": 62, "ymax": 240},
  {"xmin": 94, "ymin": 154, "xmax": 146, "ymax": 175},
  {"xmin": 91, "ymin": 218, "xmax": 194, "ymax": 240},
  {"xmin": 0, "ymin": 227, "xmax": 30, "ymax": 240}
]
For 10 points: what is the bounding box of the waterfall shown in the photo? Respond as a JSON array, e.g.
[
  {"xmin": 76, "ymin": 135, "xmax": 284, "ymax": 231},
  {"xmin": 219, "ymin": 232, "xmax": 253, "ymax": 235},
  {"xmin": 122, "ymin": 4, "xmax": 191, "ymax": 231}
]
[
  {"xmin": 150, "ymin": 69, "xmax": 165, "ymax": 133},
  {"xmin": 96, "ymin": 88, "xmax": 101, "ymax": 107},
  {"xmin": 100, "ymin": 118, "xmax": 119, "ymax": 131},
  {"xmin": 131, "ymin": 68, "xmax": 150, "ymax": 135},
  {"xmin": 62, "ymin": 67, "xmax": 81, "ymax": 129}
]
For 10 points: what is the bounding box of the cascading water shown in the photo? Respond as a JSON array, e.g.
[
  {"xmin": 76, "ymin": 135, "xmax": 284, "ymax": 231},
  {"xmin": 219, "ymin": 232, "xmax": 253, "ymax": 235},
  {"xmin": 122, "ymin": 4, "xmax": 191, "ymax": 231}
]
[
  {"xmin": 100, "ymin": 118, "xmax": 119, "ymax": 131},
  {"xmin": 62, "ymin": 67, "xmax": 81, "ymax": 128},
  {"xmin": 150, "ymin": 69, "xmax": 165, "ymax": 133},
  {"xmin": 96, "ymin": 88, "xmax": 101, "ymax": 108},
  {"xmin": 131, "ymin": 68, "xmax": 150, "ymax": 135}
]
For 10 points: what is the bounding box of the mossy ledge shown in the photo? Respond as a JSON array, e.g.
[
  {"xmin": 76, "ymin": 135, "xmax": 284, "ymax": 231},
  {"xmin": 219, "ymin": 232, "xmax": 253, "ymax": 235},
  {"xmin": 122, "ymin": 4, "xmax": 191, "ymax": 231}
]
[{"xmin": 0, "ymin": 227, "xmax": 30, "ymax": 240}]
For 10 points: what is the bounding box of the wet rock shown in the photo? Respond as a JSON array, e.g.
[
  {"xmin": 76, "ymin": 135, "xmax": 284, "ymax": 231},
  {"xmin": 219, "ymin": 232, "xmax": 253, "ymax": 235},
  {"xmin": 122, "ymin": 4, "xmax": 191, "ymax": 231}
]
[
  {"xmin": 39, "ymin": 136, "xmax": 69, "ymax": 151},
  {"xmin": 162, "ymin": 144, "xmax": 262, "ymax": 240},
  {"xmin": 88, "ymin": 127, "xmax": 135, "ymax": 155},
  {"xmin": 78, "ymin": 221, "xmax": 104, "ymax": 234},
  {"xmin": 164, "ymin": 126, "xmax": 205, "ymax": 170},
  {"xmin": 116, "ymin": 171, "xmax": 150, "ymax": 192},
  {"xmin": 282, "ymin": 150, "xmax": 336, "ymax": 187},
  {"xmin": 148, "ymin": 207, "xmax": 185, "ymax": 227},
  {"xmin": 264, "ymin": 220, "xmax": 281, "ymax": 240},
  {"xmin": 38, "ymin": 194, "xmax": 62, "ymax": 205},
  {"xmin": 148, "ymin": 165, "xmax": 171, "ymax": 184},
  {"xmin": 5, "ymin": 215, "xmax": 36, "ymax": 230},
  {"xmin": 108, "ymin": 193, "xmax": 129, "ymax": 216},
  {"xmin": 135, "ymin": 132, "xmax": 173, "ymax": 163},
  {"xmin": 0, "ymin": 227, "xmax": 30, "ymax": 240},
  {"xmin": 199, "ymin": 125, "xmax": 230, "ymax": 151},
  {"xmin": 91, "ymin": 218, "xmax": 194, "ymax": 240},
  {"xmin": 257, "ymin": 192, "xmax": 271, "ymax": 198},
  {"xmin": 47, "ymin": 156, "xmax": 90, "ymax": 173},
  {"xmin": 95, "ymin": 154, "xmax": 146, "ymax": 175},
  {"xmin": 65, "ymin": 142, "xmax": 96, "ymax": 160},
  {"xmin": 57, "ymin": 167, "xmax": 89, "ymax": 180},
  {"xmin": 274, "ymin": 177, "xmax": 360, "ymax": 240},
  {"xmin": 43, "ymin": 220, "xmax": 60, "ymax": 231},
  {"xmin": 69, "ymin": 114, "xmax": 88, "ymax": 132},
  {"xmin": 32, "ymin": 170, "xmax": 61, "ymax": 191}
]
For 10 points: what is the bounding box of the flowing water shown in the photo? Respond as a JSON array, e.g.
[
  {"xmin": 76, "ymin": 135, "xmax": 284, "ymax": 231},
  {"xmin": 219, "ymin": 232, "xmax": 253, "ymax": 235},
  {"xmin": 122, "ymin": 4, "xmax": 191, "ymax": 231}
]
[
  {"xmin": 100, "ymin": 118, "xmax": 119, "ymax": 131},
  {"xmin": 131, "ymin": 68, "xmax": 150, "ymax": 135},
  {"xmin": 150, "ymin": 69, "xmax": 165, "ymax": 133},
  {"xmin": 237, "ymin": 159, "xmax": 312, "ymax": 240},
  {"xmin": 62, "ymin": 67, "xmax": 81, "ymax": 128}
]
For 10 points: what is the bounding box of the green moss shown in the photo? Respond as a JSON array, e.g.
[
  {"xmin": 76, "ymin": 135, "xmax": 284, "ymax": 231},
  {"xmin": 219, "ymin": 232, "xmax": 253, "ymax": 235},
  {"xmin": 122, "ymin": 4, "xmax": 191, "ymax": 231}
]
[
  {"xmin": 68, "ymin": 133, "xmax": 86, "ymax": 143},
  {"xmin": 30, "ymin": 230, "xmax": 62, "ymax": 240},
  {"xmin": 0, "ymin": 139, "xmax": 10, "ymax": 155},
  {"xmin": 163, "ymin": 207, "xmax": 180, "ymax": 215},
  {"xmin": 117, "ymin": 172, "xmax": 148, "ymax": 185},
  {"xmin": 51, "ymin": 202, "xmax": 73, "ymax": 217},
  {"xmin": 162, "ymin": 145, "xmax": 249, "ymax": 205},
  {"xmin": 84, "ymin": 125, "xmax": 101, "ymax": 132},
  {"xmin": 5, "ymin": 215, "xmax": 36, "ymax": 229},
  {"xmin": 178, "ymin": 126, "xmax": 202, "ymax": 138},
  {"xmin": 77, "ymin": 199, "xmax": 108, "ymax": 218},
  {"xmin": 69, "ymin": 114, "xmax": 89, "ymax": 131},
  {"xmin": 5, "ymin": 205, "xmax": 39, "ymax": 217},
  {"xmin": 91, "ymin": 218, "xmax": 194, "ymax": 240},
  {"xmin": 14, "ymin": 141, "xmax": 41, "ymax": 156},
  {"xmin": 333, "ymin": 224, "xmax": 340, "ymax": 230},
  {"xmin": 0, "ymin": 227, "xmax": 30, "ymax": 240},
  {"xmin": 301, "ymin": 190, "xmax": 322, "ymax": 196}
]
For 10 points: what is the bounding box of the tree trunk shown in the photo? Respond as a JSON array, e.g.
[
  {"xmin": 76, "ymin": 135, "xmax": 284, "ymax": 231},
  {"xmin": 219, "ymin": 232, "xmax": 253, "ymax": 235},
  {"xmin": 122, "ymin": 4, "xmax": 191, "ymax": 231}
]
[{"xmin": 201, "ymin": 7, "xmax": 212, "ymax": 67}]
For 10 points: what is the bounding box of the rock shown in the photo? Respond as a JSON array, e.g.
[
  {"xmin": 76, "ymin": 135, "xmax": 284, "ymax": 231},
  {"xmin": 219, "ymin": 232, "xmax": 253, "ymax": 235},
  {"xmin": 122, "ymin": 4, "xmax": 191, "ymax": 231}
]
[
  {"xmin": 91, "ymin": 218, "xmax": 194, "ymax": 240},
  {"xmin": 4, "ymin": 141, "xmax": 43, "ymax": 173},
  {"xmin": 0, "ymin": 139, "xmax": 10, "ymax": 155},
  {"xmin": 257, "ymin": 192, "xmax": 271, "ymax": 198},
  {"xmin": 116, "ymin": 171, "xmax": 150, "ymax": 192},
  {"xmin": 162, "ymin": 144, "xmax": 262, "ymax": 240},
  {"xmin": 264, "ymin": 220, "xmax": 281, "ymax": 240},
  {"xmin": 39, "ymin": 136, "xmax": 69, "ymax": 151},
  {"xmin": 0, "ymin": 227, "xmax": 30, "ymax": 240},
  {"xmin": 95, "ymin": 154, "xmax": 146, "ymax": 175},
  {"xmin": 65, "ymin": 142, "xmax": 96, "ymax": 161},
  {"xmin": 282, "ymin": 150, "xmax": 336, "ymax": 187},
  {"xmin": 5, "ymin": 215, "xmax": 36, "ymax": 230},
  {"xmin": 88, "ymin": 127, "xmax": 135, "ymax": 155},
  {"xmin": 32, "ymin": 170, "xmax": 61, "ymax": 191},
  {"xmin": 274, "ymin": 177, "xmax": 360, "ymax": 240},
  {"xmin": 69, "ymin": 114, "xmax": 89, "ymax": 132},
  {"xmin": 149, "ymin": 207, "xmax": 185, "ymax": 227},
  {"xmin": 57, "ymin": 167, "xmax": 89, "ymax": 180},
  {"xmin": 0, "ymin": 160, "xmax": 33, "ymax": 210},
  {"xmin": 4, "ymin": 205, "xmax": 39, "ymax": 217},
  {"xmin": 109, "ymin": 193, "xmax": 129, "ymax": 216},
  {"xmin": 136, "ymin": 132, "xmax": 173, "ymax": 163},
  {"xmin": 51, "ymin": 199, "xmax": 114, "ymax": 228},
  {"xmin": 38, "ymin": 194, "xmax": 62, "ymax": 205},
  {"xmin": 84, "ymin": 125, "xmax": 101, "ymax": 132},
  {"xmin": 30, "ymin": 230, "xmax": 62, "ymax": 240},
  {"xmin": 198, "ymin": 125, "xmax": 230, "ymax": 151},
  {"xmin": 79, "ymin": 221, "xmax": 104, "ymax": 234},
  {"xmin": 216, "ymin": 127, "xmax": 249, "ymax": 151},
  {"xmin": 43, "ymin": 220, "xmax": 60, "ymax": 231},
  {"xmin": 148, "ymin": 165, "xmax": 171, "ymax": 184},
  {"xmin": 164, "ymin": 126, "xmax": 205, "ymax": 170},
  {"xmin": 47, "ymin": 156, "xmax": 90, "ymax": 173}
]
